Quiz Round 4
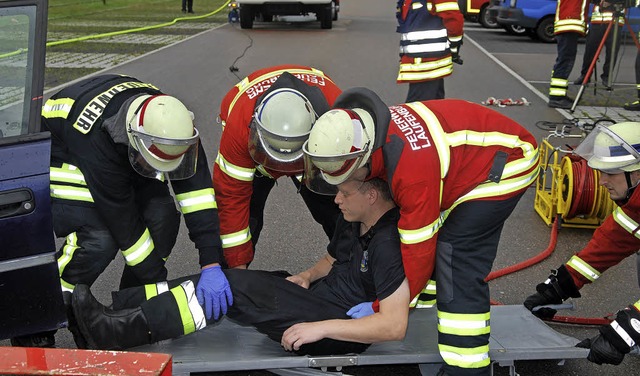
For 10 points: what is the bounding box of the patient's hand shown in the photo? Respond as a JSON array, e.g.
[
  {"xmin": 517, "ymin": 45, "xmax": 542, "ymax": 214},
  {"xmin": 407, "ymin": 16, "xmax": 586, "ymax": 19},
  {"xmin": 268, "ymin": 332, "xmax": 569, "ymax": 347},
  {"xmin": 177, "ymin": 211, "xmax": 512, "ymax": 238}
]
[
  {"xmin": 286, "ymin": 273, "xmax": 311, "ymax": 289},
  {"xmin": 281, "ymin": 322, "xmax": 326, "ymax": 351}
]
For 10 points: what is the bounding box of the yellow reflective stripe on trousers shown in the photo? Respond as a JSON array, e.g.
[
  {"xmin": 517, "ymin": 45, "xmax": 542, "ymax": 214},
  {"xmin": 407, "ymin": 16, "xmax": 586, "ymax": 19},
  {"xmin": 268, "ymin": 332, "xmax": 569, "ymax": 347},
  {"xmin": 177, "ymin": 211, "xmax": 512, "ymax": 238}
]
[
  {"xmin": 221, "ymin": 227, "xmax": 251, "ymax": 249},
  {"xmin": 144, "ymin": 282, "xmax": 169, "ymax": 300},
  {"xmin": 57, "ymin": 232, "xmax": 78, "ymax": 278},
  {"xmin": 176, "ymin": 188, "xmax": 217, "ymax": 214},
  {"xmin": 121, "ymin": 228, "xmax": 154, "ymax": 266},
  {"xmin": 42, "ymin": 97, "xmax": 75, "ymax": 119},
  {"xmin": 438, "ymin": 344, "xmax": 491, "ymax": 369},
  {"xmin": 171, "ymin": 280, "xmax": 206, "ymax": 335},
  {"xmin": 228, "ymin": 68, "xmax": 330, "ymax": 116},
  {"xmin": 567, "ymin": 255, "xmax": 600, "ymax": 282},
  {"xmin": 215, "ymin": 153, "xmax": 255, "ymax": 182},
  {"xmin": 50, "ymin": 184, "xmax": 94, "ymax": 202},
  {"xmin": 406, "ymin": 102, "xmax": 450, "ymax": 179},
  {"xmin": 50, "ymin": 164, "xmax": 87, "ymax": 185},
  {"xmin": 612, "ymin": 207, "xmax": 640, "ymax": 239},
  {"xmin": 438, "ymin": 310, "xmax": 491, "ymax": 336}
]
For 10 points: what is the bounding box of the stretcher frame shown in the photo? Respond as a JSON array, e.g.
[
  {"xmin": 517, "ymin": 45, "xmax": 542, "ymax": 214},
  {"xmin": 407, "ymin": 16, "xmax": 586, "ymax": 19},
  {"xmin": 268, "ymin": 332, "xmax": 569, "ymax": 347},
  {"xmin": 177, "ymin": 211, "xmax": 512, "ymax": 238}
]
[{"xmin": 133, "ymin": 305, "xmax": 587, "ymax": 375}]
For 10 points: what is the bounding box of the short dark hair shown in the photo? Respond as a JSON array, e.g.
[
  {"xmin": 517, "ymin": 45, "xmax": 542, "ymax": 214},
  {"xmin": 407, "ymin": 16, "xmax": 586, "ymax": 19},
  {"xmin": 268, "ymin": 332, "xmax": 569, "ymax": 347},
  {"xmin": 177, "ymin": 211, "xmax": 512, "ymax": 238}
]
[{"xmin": 359, "ymin": 178, "xmax": 393, "ymax": 202}]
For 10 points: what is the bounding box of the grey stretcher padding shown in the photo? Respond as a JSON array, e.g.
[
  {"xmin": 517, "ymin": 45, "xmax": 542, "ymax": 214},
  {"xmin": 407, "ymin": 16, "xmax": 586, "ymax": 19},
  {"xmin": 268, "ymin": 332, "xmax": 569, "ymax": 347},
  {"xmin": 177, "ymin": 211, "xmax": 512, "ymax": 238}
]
[{"xmin": 132, "ymin": 305, "xmax": 588, "ymax": 374}]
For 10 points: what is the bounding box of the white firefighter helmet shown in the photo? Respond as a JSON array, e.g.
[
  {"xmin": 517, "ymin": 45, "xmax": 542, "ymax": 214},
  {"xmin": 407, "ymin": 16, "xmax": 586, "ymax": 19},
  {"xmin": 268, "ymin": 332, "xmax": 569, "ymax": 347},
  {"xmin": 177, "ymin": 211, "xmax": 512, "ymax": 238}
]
[
  {"xmin": 249, "ymin": 88, "xmax": 317, "ymax": 173},
  {"xmin": 126, "ymin": 94, "xmax": 200, "ymax": 180},
  {"xmin": 302, "ymin": 108, "xmax": 374, "ymax": 192},
  {"xmin": 574, "ymin": 122, "xmax": 640, "ymax": 174}
]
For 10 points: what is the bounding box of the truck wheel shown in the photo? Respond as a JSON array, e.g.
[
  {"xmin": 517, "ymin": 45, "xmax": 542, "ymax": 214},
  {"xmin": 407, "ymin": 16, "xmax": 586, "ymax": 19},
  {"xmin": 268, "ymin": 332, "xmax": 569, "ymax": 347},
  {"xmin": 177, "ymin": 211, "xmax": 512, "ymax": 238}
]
[
  {"xmin": 479, "ymin": 5, "xmax": 498, "ymax": 29},
  {"xmin": 536, "ymin": 17, "xmax": 556, "ymax": 43},
  {"xmin": 320, "ymin": 4, "xmax": 332, "ymax": 29},
  {"xmin": 332, "ymin": 0, "xmax": 339, "ymax": 21},
  {"xmin": 240, "ymin": 4, "xmax": 254, "ymax": 29}
]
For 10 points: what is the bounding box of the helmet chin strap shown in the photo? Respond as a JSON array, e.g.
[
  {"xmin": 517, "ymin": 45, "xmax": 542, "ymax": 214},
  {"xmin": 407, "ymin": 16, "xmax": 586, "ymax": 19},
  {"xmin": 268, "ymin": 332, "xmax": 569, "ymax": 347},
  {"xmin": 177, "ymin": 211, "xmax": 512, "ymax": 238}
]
[{"xmin": 624, "ymin": 171, "xmax": 640, "ymax": 200}]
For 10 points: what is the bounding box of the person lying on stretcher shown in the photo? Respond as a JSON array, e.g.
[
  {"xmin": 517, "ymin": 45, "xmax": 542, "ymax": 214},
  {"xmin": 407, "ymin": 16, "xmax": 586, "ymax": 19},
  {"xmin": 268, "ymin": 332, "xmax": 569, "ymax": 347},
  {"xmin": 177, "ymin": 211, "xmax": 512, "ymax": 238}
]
[{"xmin": 71, "ymin": 175, "xmax": 410, "ymax": 355}]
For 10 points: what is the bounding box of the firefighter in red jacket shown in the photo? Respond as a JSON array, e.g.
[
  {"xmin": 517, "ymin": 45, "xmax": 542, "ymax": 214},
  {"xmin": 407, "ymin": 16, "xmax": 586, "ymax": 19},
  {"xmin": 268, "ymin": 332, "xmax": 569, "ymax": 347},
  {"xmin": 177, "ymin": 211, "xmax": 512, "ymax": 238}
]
[
  {"xmin": 524, "ymin": 122, "xmax": 640, "ymax": 366},
  {"xmin": 214, "ymin": 65, "xmax": 343, "ymax": 269},
  {"xmin": 396, "ymin": 0, "xmax": 464, "ymax": 102},
  {"xmin": 548, "ymin": 0, "xmax": 589, "ymax": 109},
  {"xmin": 303, "ymin": 88, "xmax": 540, "ymax": 376}
]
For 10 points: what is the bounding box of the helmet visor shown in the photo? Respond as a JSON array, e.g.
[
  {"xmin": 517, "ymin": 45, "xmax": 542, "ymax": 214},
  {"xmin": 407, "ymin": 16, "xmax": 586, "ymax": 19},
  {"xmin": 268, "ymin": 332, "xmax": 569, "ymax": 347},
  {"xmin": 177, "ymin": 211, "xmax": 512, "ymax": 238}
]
[
  {"xmin": 302, "ymin": 140, "xmax": 369, "ymax": 194},
  {"xmin": 248, "ymin": 118, "xmax": 308, "ymax": 173},
  {"xmin": 128, "ymin": 127, "xmax": 200, "ymax": 180},
  {"xmin": 574, "ymin": 124, "xmax": 640, "ymax": 174}
]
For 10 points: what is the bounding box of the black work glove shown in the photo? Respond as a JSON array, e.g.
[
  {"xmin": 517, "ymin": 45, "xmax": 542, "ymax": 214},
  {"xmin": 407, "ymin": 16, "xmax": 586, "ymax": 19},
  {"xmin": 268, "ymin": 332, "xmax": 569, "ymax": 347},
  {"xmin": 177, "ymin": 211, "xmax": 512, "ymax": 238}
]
[
  {"xmin": 523, "ymin": 265, "xmax": 581, "ymax": 319},
  {"xmin": 450, "ymin": 40, "xmax": 463, "ymax": 65},
  {"xmin": 576, "ymin": 335, "xmax": 625, "ymax": 365}
]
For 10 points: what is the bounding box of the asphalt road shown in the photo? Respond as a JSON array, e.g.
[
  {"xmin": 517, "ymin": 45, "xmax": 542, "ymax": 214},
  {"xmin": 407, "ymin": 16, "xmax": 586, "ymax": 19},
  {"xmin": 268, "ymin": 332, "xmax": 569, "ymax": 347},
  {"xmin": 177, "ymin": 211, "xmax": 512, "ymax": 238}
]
[{"xmin": 6, "ymin": 1, "xmax": 640, "ymax": 374}]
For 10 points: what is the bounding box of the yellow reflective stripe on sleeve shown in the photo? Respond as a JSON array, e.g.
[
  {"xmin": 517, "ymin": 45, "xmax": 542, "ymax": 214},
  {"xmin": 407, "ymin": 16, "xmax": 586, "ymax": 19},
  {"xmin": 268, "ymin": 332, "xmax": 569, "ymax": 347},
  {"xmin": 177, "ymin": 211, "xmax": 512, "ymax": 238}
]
[
  {"xmin": 57, "ymin": 232, "xmax": 78, "ymax": 276},
  {"xmin": 50, "ymin": 164, "xmax": 87, "ymax": 185},
  {"xmin": 634, "ymin": 300, "xmax": 640, "ymax": 311},
  {"xmin": 176, "ymin": 188, "xmax": 217, "ymax": 214},
  {"xmin": 121, "ymin": 228, "xmax": 154, "ymax": 266},
  {"xmin": 42, "ymin": 97, "xmax": 75, "ymax": 119},
  {"xmin": 612, "ymin": 207, "xmax": 640, "ymax": 239},
  {"xmin": 438, "ymin": 344, "xmax": 491, "ymax": 369},
  {"xmin": 215, "ymin": 153, "xmax": 255, "ymax": 182},
  {"xmin": 566, "ymin": 255, "xmax": 600, "ymax": 282},
  {"xmin": 50, "ymin": 184, "xmax": 94, "ymax": 202},
  {"xmin": 171, "ymin": 280, "xmax": 206, "ymax": 335},
  {"xmin": 410, "ymin": 279, "xmax": 437, "ymax": 308},
  {"xmin": 144, "ymin": 281, "xmax": 169, "ymax": 300},
  {"xmin": 438, "ymin": 310, "xmax": 491, "ymax": 336},
  {"xmin": 435, "ymin": 1, "xmax": 460, "ymax": 12},
  {"xmin": 60, "ymin": 278, "xmax": 74, "ymax": 293},
  {"xmin": 399, "ymin": 212, "xmax": 445, "ymax": 245},
  {"xmin": 407, "ymin": 102, "xmax": 450, "ymax": 178},
  {"xmin": 221, "ymin": 227, "xmax": 252, "ymax": 249}
]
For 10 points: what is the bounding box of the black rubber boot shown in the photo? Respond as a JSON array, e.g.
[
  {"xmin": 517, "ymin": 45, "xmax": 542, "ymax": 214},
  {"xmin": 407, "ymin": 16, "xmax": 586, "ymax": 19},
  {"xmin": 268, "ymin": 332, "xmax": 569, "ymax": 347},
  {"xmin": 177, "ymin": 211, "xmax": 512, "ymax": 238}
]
[
  {"xmin": 72, "ymin": 284, "xmax": 151, "ymax": 350},
  {"xmin": 10, "ymin": 330, "xmax": 56, "ymax": 348},
  {"xmin": 63, "ymin": 291, "xmax": 88, "ymax": 349}
]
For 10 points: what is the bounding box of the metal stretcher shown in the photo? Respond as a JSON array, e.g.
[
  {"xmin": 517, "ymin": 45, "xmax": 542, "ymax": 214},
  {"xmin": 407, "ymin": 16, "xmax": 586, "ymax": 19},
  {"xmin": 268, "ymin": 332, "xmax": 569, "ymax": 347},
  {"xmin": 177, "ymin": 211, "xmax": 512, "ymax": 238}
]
[{"xmin": 133, "ymin": 305, "xmax": 588, "ymax": 375}]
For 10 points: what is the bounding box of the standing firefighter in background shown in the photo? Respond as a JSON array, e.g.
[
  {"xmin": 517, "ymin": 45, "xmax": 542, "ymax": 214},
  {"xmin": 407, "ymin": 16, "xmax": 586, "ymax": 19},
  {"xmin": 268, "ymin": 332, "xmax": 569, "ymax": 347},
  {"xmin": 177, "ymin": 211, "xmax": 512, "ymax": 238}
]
[
  {"xmin": 548, "ymin": 0, "xmax": 589, "ymax": 109},
  {"xmin": 214, "ymin": 65, "xmax": 342, "ymax": 269},
  {"xmin": 524, "ymin": 122, "xmax": 640, "ymax": 366},
  {"xmin": 12, "ymin": 74, "xmax": 230, "ymax": 348},
  {"xmin": 396, "ymin": 0, "xmax": 464, "ymax": 102},
  {"xmin": 303, "ymin": 88, "xmax": 539, "ymax": 376}
]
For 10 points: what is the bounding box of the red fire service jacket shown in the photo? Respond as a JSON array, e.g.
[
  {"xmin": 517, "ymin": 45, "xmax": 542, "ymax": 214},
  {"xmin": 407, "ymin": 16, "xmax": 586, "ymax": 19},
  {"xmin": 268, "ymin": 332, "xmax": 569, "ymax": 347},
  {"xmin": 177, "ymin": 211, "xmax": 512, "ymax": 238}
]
[{"xmin": 214, "ymin": 65, "xmax": 342, "ymax": 268}]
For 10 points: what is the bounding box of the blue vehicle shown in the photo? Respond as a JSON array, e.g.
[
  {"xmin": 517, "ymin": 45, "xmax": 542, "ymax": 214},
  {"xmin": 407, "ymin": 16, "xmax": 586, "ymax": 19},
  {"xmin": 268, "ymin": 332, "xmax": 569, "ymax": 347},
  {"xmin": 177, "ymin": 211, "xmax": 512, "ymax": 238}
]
[
  {"xmin": 0, "ymin": 0, "xmax": 66, "ymax": 342},
  {"xmin": 496, "ymin": 0, "xmax": 640, "ymax": 43}
]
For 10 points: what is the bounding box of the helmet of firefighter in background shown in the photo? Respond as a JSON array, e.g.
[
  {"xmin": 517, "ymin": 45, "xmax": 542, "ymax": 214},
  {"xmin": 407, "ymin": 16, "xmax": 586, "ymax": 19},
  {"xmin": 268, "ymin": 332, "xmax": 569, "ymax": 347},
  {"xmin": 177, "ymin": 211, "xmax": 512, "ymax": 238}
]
[
  {"xmin": 574, "ymin": 122, "xmax": 640, "ymax": 174},
  {"xmin": 127, "ymin": 94, "xmax": 200, "ymax": 180},
  {"xmin": 249, "ymin": 88, "xmax": 317, "ymax": 173},
  {"xmin": 303, "ymin": 108, "xmax": 374, "ymax": 189}
]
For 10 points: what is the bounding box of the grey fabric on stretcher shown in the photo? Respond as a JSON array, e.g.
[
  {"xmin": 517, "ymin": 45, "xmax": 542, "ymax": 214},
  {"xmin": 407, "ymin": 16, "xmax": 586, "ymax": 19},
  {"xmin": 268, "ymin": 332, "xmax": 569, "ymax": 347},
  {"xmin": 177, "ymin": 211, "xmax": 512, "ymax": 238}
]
[{"xmin": 131, "ymin": 305, "xmax": 588, "ymax": 374}]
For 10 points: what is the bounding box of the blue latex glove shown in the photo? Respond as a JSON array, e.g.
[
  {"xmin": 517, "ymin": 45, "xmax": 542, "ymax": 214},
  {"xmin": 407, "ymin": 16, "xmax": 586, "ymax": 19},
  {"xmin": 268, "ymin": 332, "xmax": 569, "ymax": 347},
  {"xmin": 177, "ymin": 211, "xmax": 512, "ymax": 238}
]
[
  {"xmin": 196, "ymin": 265, "xmax": 233, "ymax": 320},
  {"xmin": 346, "ymin": 302, "xmax": 374, "ymax": 319}
]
